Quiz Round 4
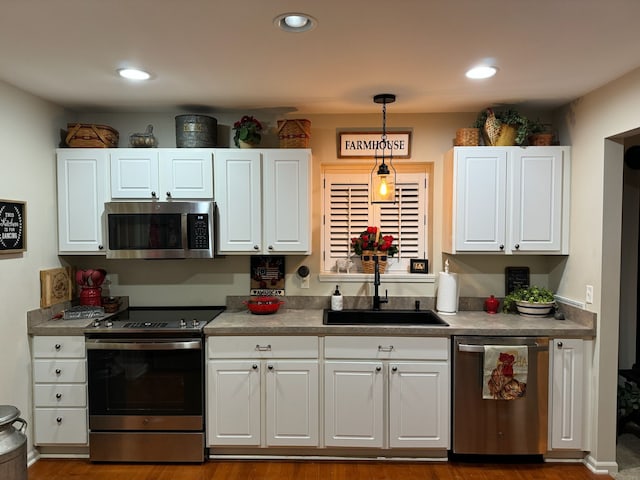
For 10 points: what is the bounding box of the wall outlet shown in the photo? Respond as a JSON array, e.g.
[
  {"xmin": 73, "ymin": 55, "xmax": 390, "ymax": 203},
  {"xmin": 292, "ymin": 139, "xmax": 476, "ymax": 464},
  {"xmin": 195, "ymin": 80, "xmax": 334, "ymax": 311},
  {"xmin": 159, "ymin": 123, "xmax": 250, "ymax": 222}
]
[{"xmin": 585, "ymin": 285, "xmax": 594, "ymax": 304}]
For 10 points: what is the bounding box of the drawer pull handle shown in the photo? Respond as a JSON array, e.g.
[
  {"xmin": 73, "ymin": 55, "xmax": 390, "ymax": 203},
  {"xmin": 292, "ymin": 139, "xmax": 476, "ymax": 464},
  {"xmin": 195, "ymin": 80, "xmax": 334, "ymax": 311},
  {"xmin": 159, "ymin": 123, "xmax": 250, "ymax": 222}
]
[
  {"xmin": 55, "ymin": 393, "xmax": 62, "ymax": 399},
  {"xmin": 255, "ymin": 344, "xmax": 272, "ymax": 351},
  {"xmin": 54, "ymin": 344, "xmax": 61, "ymax": 350},
  {"xmin": 55, "ymin": 369, "xmax": 62, "ymax": 375},
  {"xmin": 378, "ymin": 345, "xmax": 394, "ymax": 352},
  {"xmin": 56, "ymin": 417, "xmax": 62, "ymax": 424}
]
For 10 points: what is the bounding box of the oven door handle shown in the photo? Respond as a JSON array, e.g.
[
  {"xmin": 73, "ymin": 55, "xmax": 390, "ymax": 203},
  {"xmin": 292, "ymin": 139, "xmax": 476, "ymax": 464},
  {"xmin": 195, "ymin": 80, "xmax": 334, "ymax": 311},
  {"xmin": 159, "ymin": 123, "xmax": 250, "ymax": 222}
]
[{"xmin": 85, "ymin": 339, "xmax": 202, "ymax": 350}]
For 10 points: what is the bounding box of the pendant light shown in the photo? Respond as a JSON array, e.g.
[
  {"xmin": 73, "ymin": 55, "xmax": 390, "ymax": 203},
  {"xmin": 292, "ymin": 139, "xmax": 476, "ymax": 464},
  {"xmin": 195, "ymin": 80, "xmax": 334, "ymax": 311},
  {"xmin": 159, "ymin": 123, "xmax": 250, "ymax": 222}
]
[{"xmin": 371, "ymin": 93, "xmax": 396, "ymax": 204}]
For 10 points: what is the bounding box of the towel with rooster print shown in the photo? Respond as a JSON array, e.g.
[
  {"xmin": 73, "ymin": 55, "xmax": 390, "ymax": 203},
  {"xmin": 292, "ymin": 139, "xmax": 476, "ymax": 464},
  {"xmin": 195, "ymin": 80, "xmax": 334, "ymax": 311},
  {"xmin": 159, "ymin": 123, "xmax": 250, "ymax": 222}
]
[{"xmin": 482, "ymin": 345, "xmax": 528, "ymax": 400}]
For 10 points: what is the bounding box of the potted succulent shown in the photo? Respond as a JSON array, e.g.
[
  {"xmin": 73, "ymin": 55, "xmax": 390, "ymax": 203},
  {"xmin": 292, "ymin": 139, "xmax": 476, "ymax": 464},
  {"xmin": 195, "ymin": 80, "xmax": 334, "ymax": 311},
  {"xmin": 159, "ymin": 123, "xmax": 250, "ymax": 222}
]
[
  {"xmin": 233, "ymin": 115, "xmax": 263, "ymax": 148},
  {"xmin": 474, "ymin": 107, "xmax": 529, "ymax": 146},
  {"xmin": 502, "ymin": 285, "xmax": 556, "ymax": 317}
]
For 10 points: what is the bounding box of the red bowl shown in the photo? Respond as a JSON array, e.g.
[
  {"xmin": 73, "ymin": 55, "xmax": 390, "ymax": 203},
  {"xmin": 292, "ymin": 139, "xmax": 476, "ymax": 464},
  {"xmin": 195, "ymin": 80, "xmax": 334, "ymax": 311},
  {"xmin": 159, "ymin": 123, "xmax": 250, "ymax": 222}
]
[{"xmin": 244, "ymin": 296, "xmax": 284, "ymax": 315}]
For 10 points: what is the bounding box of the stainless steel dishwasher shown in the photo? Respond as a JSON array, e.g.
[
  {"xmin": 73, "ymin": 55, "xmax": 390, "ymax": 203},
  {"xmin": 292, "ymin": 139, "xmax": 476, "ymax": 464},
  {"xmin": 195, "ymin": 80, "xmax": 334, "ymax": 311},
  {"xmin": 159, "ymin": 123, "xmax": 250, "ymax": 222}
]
[{"xmin": 452, "ymin": 336, "xmax": 549, "ymax": 455}]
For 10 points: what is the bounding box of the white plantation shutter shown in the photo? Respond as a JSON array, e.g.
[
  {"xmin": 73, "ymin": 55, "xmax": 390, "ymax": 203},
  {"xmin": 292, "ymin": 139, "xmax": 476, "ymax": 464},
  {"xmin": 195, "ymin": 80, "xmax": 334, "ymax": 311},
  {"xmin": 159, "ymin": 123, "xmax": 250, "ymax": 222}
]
[{"xmin": 323, "ymin": 170, "xmax": 427, "ymax": 273}]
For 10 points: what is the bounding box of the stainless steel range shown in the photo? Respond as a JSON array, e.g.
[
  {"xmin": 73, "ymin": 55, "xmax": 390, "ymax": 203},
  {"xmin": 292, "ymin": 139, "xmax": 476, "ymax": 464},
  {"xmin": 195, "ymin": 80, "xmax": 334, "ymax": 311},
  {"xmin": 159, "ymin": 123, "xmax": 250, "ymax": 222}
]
[{"xmin": 85, "ymin": 307, "xmax": 223, "ymax": 463}]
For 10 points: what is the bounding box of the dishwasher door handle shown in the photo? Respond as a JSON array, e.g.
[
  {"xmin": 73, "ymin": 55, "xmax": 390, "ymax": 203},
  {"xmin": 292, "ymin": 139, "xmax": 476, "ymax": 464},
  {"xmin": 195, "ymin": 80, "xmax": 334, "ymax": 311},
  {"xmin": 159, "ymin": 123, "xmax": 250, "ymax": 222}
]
[{"xmin": 457, "ymin": 343, "xmax": 547, "ymax": 353}]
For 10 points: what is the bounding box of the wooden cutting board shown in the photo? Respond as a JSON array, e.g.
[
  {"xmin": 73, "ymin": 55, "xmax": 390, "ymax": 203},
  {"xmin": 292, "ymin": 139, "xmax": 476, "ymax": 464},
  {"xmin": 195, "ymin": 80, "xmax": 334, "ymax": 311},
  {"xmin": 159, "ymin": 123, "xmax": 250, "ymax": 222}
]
[{"xmin": 40, "ymin": 267, "xmax": 74, "ymax": 308}]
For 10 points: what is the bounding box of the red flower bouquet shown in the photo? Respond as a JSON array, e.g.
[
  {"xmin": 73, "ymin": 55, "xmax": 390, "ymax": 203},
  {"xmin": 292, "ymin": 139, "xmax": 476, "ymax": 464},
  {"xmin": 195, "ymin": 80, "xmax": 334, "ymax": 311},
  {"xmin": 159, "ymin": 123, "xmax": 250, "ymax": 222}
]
[{"xmin": 350, "ymin": 226, "xmax": 398, "ymax": 257}]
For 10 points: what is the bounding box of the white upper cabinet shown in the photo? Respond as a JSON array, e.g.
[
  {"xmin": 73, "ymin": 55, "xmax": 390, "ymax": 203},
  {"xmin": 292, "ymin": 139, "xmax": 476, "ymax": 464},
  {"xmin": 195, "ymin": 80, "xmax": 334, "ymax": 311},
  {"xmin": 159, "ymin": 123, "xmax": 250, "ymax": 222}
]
[
  {"xmin": 110, "ymin": 148, "xmax": 213, "ymax": 200},
  {"xmin": 56, "ymin": 149, "xmax": 110, "ymax": 254},
  {"xmin": 443, "ymin": 146, "xmax": 570, "ymax": 254},
  {"xmin": 215, "ymin": 149, "xmax": 311, "ymax": 254}
]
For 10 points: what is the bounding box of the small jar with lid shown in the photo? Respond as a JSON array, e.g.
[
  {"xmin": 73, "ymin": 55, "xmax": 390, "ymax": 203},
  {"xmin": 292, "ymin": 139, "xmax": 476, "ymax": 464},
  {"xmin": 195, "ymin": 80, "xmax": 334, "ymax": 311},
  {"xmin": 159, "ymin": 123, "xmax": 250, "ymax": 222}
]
[{"xmin": 484, "ymin": 295, "xmax": 500, "ymax": 314}]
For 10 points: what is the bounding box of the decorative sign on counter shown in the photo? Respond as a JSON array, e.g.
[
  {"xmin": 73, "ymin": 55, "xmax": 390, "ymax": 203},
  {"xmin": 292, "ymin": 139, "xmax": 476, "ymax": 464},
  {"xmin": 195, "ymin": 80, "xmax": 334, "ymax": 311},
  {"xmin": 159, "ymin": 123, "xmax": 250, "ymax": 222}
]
[
  {"xmin": 338, "ymin": 131, "xmax": 412, "ymax": 158},
  {"xmin": 0, "ymin": 199, "xmax": 26, "ymax": 254},
  {"xmin": 250, "ymin": 255, "xmax": 285, "ymax": 296}
]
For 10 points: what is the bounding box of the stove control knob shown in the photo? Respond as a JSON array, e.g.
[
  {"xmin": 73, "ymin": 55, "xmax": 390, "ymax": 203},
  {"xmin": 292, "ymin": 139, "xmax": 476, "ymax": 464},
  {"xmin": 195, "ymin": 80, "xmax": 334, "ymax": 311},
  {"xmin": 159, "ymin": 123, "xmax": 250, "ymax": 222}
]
[
  {"xmin": 192, "ymin": 319, "xmax": 199, "ymax": 328},
  {"xmin": 180, "ymin": 318, "xmax": 187, "ymax": 328},
  {"xmin": 93, "ymin": 320, "xmax": 101, "ymax": 328},
  {"xmin": 106, "ymin": 320, "xmax": 113, "ymax": 328}
]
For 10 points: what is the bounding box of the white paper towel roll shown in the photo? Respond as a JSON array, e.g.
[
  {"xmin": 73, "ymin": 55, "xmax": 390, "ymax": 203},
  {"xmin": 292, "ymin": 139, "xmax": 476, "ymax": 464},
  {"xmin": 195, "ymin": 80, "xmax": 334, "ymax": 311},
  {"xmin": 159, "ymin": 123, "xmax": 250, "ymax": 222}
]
[{"xmin": 436, "ymin": 271, "xmax": 459, "ymax": 314}]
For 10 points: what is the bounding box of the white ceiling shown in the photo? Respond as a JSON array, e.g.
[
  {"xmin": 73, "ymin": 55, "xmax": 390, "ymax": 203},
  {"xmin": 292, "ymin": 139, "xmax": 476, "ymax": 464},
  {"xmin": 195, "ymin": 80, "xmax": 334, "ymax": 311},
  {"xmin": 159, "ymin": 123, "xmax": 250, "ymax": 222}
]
[{"xmin": 2, "ymin": 0, "xmax": 640, "ymax": 114}]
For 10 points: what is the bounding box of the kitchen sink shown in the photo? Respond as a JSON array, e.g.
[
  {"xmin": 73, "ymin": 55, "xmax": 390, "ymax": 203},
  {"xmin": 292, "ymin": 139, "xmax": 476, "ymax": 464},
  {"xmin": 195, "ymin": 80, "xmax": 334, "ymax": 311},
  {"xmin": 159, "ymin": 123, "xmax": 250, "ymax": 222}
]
[{"xmin": 323, "ymin": 309, "xmax": 449, "ymax": 326}]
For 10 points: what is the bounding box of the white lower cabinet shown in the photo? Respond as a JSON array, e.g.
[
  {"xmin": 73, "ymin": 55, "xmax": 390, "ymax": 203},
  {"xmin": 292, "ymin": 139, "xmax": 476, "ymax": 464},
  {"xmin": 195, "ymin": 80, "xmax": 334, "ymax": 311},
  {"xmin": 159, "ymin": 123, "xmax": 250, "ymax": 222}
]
[
  {"xmin": 31, "ymin": 336, "xmax": 88, "ymax": 445},
  {"xmin": 206, "ymin": 336, "xmax": 319, "ymax": 447},
  {"xmin": 549, "ymin": 338, "xmax": 585, "ymax": 450},
  {"xmin": 324, "ymin": 336, "xmax": 450, "ymax": 449}
]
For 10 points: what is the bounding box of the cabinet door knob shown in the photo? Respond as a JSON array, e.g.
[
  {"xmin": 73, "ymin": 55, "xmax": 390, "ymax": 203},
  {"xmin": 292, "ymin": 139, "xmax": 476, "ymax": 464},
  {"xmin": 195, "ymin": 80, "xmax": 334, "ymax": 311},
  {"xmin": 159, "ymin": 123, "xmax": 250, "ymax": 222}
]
[
  {"xmin": 268, "ymin": 364, "xmax": 274, "ymax": 370},
  {"xmin": 392, "ymin": 366, "xmax": 398, "ymax": 372},
  {"xmin": 514, "ymin": 244, "xmax": 520, "ymax": 250},
  {"xmin": 55, "ymin": 393, "xmax": 62, "ymax": 399},
  {"xmin": 54, "ymin": 344, "xmax": 61, "ymax": 350},
  {"xmin": 150, "ymin": 191, "xmax": 156, "ymax": 198},
  {"xmin": 557, "ymin": 341, "xmax": 563, "ymax": 348},
  {"xmin": 253, "ymin": 245, "xmax": 260, "ymax": 250},
  {"xmin": 499, "ymin": 244, "xmax": 505, "ymax": 250},
  {"xmin": 252, "ymin": 364, "xmax": 258, "ymax": 370},
  {"xmin": 268, "ymin": 245, "xmax": 274, "ymax": 250},
  {"xmin": 56, "ymin": 417, "xmax": 62, "ymax": 424},
  {"xmin": 55, "ymin": 369, "xmax": 61, "ymax": 375},
  {"xmin": 98, "ymin": 245, "xmax": 104, "ymax": 250},
  {"xmin": 375, "ymin": 365, "xmax": 382, "ymax": 372},
  {"xmin": 166, "ymin": 192, "xmax": 172, "ymax": 198}
]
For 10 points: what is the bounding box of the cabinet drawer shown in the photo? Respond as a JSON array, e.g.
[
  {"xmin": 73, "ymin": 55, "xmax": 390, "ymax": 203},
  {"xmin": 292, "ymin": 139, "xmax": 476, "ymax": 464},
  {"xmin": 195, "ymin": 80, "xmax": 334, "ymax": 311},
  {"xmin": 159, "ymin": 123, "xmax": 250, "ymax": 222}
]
[
  {"xmin": 34, "ymin": 384, "xmax": 86, "ymax": 407},
  {"xmin": 34, "ymin": 408, "xmax": 87, "ymax": 445},
  {"xmin": 33, "ymin": 336, "xmax": 85, "ymax": 358},
  {"xmin": 33, "ymin": 359, "xmax": 86, "ymax": 383},
  {"xmin": 324, "ymin": 336, "xmax": 449, "ymax": 360},
  {"xmin": 208, "ymin": 336, "xmax": 318, "ymax": 359}
]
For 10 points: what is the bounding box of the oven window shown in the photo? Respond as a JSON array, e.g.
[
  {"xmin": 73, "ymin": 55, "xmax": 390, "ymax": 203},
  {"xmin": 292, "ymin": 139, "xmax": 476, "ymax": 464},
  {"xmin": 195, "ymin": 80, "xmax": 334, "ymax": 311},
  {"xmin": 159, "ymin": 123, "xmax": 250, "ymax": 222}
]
[
  {"xmin": 108, "ymin": 214, "xmax": 183, "ymax": 250},
  {"xmin": 88, "ymin": 348, "xmax": 202, "ymax": 415}
]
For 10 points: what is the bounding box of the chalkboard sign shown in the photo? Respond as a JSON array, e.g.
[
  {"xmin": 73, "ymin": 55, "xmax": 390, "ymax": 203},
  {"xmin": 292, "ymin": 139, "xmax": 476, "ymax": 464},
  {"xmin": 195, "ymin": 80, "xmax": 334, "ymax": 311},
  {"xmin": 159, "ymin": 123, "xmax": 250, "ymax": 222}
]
[
  {"xmin": 0, "ymin": 200, "xmax": 26, "ymax": 254},
  {"xmin": 505, "ymin": 267, "xmax": 529, "ymax": 295}
]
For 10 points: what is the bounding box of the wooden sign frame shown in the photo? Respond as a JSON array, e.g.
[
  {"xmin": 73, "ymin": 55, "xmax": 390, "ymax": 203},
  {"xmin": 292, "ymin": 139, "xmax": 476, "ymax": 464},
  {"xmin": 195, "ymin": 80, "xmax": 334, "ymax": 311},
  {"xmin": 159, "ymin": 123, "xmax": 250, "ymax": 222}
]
[{"xmin": 338, "ymin": 131, "xmax": 412, "ymax": 158}]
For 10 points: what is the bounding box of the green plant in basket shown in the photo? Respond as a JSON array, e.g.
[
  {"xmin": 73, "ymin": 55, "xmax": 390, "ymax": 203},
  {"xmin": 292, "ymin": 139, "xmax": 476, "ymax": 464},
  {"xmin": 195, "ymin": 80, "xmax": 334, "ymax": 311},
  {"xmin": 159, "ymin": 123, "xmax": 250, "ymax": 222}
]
[
  {"xmin": 503, "ymin": 285, "xmax": 555, "ymax": 313},
  {"xmin": 473, "ymin": 107, "xmax": 529, "ymax": 145},
  {"xmin": 233, "ymin": 115, "xmax": 263, "ymax": 147}
]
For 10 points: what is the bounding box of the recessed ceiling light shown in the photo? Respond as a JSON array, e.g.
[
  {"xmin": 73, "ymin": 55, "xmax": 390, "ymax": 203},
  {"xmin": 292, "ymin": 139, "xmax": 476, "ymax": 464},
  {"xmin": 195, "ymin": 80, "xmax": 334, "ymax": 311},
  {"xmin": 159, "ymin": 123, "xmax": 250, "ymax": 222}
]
[
  {"xmin": 117, "ymin": 68, "xmax": 151, "ymax": 81},
  {"xmin": 274, "ymin": 12, "xmax": 317, "ymax": 33},
  {"xmin": 466, "ymin": 65, "xmax": 498, "ymax": 79}
]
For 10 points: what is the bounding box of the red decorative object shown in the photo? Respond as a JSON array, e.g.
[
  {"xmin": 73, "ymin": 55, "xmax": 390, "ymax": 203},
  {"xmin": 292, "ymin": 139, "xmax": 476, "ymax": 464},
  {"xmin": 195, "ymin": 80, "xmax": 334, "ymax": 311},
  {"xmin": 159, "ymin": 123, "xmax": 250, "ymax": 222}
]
[
  {"xmin": 80, "ymin": 286, "xmax": 102, "ymax": 306},
  {"xmin": 484, "ymin": 295, "xmax": 500, "ymax": 314},
  {"xmin": 244, "ymin": 296, "xmax": 284, "ymax": 315}
]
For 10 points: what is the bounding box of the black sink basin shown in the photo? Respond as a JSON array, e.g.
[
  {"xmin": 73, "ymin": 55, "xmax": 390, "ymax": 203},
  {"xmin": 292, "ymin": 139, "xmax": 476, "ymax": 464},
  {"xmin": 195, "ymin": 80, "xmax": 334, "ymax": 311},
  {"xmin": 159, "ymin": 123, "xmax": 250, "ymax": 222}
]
[{"xmin": 323, "ymin": 309, "xmax": 449, "ymax": 326}]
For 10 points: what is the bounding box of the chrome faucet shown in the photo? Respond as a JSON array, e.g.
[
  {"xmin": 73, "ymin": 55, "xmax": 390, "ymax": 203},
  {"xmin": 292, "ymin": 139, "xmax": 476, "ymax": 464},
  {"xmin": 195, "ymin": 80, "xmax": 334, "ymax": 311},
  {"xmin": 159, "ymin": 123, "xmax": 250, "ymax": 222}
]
[{"xmin": 372, "ymin": 256, "xmax": 388, "ymax": 310}]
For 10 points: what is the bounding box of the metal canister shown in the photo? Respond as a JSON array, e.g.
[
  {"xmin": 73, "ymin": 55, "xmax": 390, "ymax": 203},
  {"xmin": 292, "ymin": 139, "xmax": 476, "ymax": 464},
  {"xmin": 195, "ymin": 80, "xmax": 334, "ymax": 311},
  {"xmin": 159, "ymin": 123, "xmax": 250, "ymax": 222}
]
[
  {"xmin": 0, "ymin": 406, "xmax": 27, "ymax": 480},
  {"xmin": 175, "ymin": 114, "xmax": 217, "ymax": 148}
]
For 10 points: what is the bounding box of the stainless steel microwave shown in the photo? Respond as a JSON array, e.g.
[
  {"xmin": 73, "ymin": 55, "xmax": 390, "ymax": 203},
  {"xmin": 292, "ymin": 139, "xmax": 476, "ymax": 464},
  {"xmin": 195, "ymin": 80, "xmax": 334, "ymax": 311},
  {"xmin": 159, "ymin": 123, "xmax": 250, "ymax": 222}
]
[{"xmin": 104, "ymin": 201, "xmax": 215, "ymax": 259}]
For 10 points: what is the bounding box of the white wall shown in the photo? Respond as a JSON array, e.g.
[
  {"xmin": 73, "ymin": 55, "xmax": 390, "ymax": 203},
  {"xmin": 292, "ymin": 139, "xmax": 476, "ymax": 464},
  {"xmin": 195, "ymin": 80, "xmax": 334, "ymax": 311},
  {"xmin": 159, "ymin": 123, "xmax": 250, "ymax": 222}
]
[
  {"xmin": 0, "ymin": 80, "xmax": 64, "ymax": 458},
  {"xmin": 556, "ymin": 66, "xmax": 640, "ymax": 471}
]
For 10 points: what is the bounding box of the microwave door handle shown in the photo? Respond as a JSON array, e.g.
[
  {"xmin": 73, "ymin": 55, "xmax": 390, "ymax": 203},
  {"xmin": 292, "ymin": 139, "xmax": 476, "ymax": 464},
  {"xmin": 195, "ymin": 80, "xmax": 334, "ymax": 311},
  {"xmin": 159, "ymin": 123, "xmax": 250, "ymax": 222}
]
[{"xmin": 86, "ymin": 339, "xmax": 202, "ymax": 350}]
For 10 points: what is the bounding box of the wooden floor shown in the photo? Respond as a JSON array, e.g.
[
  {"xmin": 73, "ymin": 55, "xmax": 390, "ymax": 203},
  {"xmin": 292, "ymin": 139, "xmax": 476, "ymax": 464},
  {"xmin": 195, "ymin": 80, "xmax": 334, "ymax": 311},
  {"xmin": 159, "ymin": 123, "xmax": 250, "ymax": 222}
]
[{"xmin": 28, "ymin": 458, "xmax": 614, "ymax": 480}]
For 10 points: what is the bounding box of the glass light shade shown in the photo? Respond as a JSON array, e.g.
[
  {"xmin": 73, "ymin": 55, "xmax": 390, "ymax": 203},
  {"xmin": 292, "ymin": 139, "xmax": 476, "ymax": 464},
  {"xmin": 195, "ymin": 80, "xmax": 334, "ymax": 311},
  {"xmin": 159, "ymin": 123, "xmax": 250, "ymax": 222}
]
[{"xmin": 371, "ymin": 161, "xmax": 396, "ymax": 204}]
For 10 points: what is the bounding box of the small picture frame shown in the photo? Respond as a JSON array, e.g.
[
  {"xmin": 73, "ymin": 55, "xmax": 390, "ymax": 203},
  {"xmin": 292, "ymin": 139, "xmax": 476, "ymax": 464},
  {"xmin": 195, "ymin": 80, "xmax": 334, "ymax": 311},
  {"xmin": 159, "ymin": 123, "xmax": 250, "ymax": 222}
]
[{"xmin": 410, "ymin": 259, "xmax": 428, "ymax": 274}]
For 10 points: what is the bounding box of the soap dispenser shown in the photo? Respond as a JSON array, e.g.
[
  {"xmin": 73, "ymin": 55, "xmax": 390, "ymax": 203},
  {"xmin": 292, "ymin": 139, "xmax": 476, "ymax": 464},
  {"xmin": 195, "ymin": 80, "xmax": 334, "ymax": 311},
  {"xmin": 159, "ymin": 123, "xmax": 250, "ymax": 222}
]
[{"xmin": 331, "ymin": 285, "xmax": 343, "ymax": 311}]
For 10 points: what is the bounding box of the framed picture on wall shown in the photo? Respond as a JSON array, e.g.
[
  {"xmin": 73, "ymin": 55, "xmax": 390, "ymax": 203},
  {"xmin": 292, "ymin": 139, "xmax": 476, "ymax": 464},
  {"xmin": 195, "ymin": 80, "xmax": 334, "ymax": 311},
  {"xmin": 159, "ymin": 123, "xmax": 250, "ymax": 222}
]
[{"xmin": 0, "ymin": 200, "xmax": 26, "ymax": 254}]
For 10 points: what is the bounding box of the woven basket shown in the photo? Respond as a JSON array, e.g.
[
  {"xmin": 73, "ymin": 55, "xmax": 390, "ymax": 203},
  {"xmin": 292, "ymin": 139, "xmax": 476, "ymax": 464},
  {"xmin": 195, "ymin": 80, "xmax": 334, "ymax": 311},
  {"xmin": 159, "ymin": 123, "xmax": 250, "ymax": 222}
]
[
  {"xmin": 361, "ymin": 251, "xmax": 387, "ymax": 274},
  {"xmin": 277, "ymin": 119, "xmax": 311, "ymax": 148},
  {"xmin": 65, "ymin": 123, "xmax": 119, "ymax": 148},
  {"xmin": 528, "ymin": 133, "xmax": 554, "ymax": 146},
  {"xmin": 455, "ymin": 128, "xmax": 480, "ymax": 146}
]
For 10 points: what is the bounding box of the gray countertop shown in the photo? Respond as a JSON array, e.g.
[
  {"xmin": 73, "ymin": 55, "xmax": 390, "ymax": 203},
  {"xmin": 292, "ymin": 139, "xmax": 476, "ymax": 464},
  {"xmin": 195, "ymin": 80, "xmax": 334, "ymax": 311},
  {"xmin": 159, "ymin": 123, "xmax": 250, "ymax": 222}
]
[{"xmin": 203, "ymin": 308, "xmax": 595, "ymax": 337}]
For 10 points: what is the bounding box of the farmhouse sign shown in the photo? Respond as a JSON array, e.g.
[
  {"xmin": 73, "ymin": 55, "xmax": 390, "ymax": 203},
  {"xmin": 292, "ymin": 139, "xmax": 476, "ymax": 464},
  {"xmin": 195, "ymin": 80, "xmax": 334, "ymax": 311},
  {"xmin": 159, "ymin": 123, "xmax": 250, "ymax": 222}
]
[{"xmin": 338, "ymin": 131, "xmax": 412, "ymax": 158}]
